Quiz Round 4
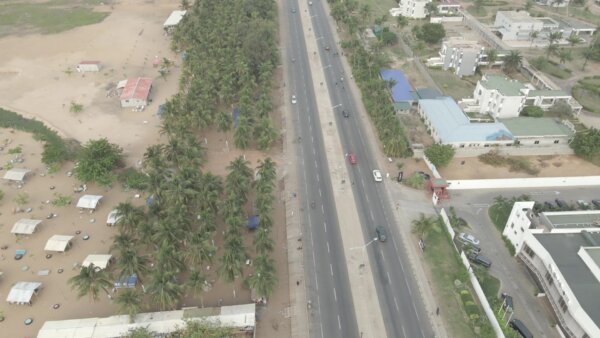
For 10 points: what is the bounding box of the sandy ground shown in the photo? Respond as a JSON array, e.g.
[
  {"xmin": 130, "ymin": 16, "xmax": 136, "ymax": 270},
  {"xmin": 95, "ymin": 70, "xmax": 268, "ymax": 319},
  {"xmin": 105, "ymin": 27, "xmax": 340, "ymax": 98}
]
[{"xmin": 0, "ymin": 0, "xmax": 291, "ymax": 337}]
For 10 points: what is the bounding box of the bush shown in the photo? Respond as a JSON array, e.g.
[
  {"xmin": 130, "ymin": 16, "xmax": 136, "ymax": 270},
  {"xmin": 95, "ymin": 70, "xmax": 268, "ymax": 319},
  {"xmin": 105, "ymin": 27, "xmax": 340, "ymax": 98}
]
[
  {"xmin": 425, "ymin": 144, "xmax": 455, "ymax": 168},
  {"xmin": 571, "ymin": 127, "xmax": 600, "ymax": 162},
  {"xmin": 413, "ymin": 23, "xmax": 446, "ymax": 44},
  {"xmin": 405, "ymin": 173, "xmax": 426, "ymax": 189},
  {"xmin": 503, "ymin": 235, "xmax": 516, "ymax": 256},
  {"xmin": 51, "ymin": 193, "xmax": 72, "ymax": 207},
  {"xmin": 0, "ymin": 108, "xmax": 78, "ymax": 166},
  {"xmin": 478, "ymin": 150, "xmax": 505, "ymax": 167},
  {"xmin": 75, "ymin": 138, "xmax": 124, "ymax": 186},
  {"xmin": 118, "ymin": 168, "xmax": 149, "ymax": 190},
  {"xmin": 380, "ymin": 30, "xmax": 398, "ymax": 45},
  {"xmin": 521, "ymin": 106, "xmax": 544, "ymax": 118}
]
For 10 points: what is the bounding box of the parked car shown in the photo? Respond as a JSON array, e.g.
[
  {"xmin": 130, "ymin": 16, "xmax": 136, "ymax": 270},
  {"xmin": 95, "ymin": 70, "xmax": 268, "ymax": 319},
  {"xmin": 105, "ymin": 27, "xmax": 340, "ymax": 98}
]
[
  {"xmin": 348, "ymin": 152, "xmax": 357, "ymax": 164},
  {"xmin": 467, "ymin": 252, "xmax": 492, "ymax": 268},
  {"xmin": 555, "ymin": 199, "xmax": 568, "ymax": 209},
  {"xmin": 509, "ymin": 319, "xmax": 533, "ymax": 338},
  {"xmin": 592, "ymin": 200, "xmax": 600, "ymax": 208},
  {"xmin": 501, "ymin": 292, "xmax": 514, "ymax": 311},
  {"xmin": 577, "ymin": 200, "xmax": 590, "ymax": 209},
  {"xmin": 458, "ymin": 233, "xmax": 480, "ymax": 246},
  {"xmin": 376, "ymin": 227, "xmax": 387, "ymax": 242},
  {"xmin": 342, "ymin": 110, "xmax": 350, "ymax": 118},
  {"xmin": 372, "ymin": 170, "xmax": 383, "ymax": 182},
  {"xmin": 544, "ymin": 201, "xmax": 555, "ymax": 210}
]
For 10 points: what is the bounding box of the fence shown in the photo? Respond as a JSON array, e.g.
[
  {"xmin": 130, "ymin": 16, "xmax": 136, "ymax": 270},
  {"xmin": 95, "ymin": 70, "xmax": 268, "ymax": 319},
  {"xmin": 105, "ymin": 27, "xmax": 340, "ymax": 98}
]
[
  {"xmin": 447, "ymin": 176, "xmax": 600, "ymax": 190},
  {"xmin": 439, "ymin": 209, "xmax": 505, "ymax": 337},
  {"xmin": 423, "ymin": 155, "xmax": 442, "ymax": 179}
]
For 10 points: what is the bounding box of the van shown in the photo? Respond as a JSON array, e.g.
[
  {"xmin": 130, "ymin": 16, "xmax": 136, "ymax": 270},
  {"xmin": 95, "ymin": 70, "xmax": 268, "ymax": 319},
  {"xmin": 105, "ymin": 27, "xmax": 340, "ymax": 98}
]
[
  {"xmin": 509, "ymin": 319, "xmax": 533, "ymax": 338},
  {"xmin": 468, "ymin": 252, "xmax": 491, "ymax": 268}
]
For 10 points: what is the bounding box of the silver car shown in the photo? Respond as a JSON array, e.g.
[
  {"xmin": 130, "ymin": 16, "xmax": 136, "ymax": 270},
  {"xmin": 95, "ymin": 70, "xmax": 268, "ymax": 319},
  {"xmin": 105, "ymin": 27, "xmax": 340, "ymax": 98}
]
[{"xmin": 458, "ymin": 233, "xmax": 480, "ymax": 246}]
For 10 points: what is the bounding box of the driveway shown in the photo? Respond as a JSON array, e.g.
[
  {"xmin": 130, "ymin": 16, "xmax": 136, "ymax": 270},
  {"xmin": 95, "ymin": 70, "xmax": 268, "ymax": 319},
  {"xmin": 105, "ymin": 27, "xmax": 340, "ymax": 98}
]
[{"xmin": 441, "ymin": 191, "xmax": 563, "ymax": 338}]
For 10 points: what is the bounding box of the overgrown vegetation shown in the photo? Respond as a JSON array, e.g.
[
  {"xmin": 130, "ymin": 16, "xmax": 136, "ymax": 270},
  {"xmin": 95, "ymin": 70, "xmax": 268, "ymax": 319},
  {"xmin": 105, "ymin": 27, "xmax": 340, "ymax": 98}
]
[
  {"xmin": 520, "ymin": 105, "xmax": 544, "ymax": 118},
  {"xmin": 0, "ymin": 108, "xmax": 78, "ymax": 167},
  {"xmin": 529, "ymin": 56, "xmax": 571, "ymax": 79},
  {"xmin": 118, "ymin": 168, "xmax": 149, "ymax": 191},
  {"xmin": 51, "ymin": 193, "xmax": 72, "ymax": 207},
  {"xmin": 404, "ymin": 172, "xmax": 426, "ymax": 189},
  {"xmin": 123, "ymin": 320, "xmax": 234, "ymax": 338},
  {"xmin": 412, "ymin": 23, "xmax": 446, "ymax": 44},
  {"xmin": 0, "ymin": 1, "xmax": 109, "ymax": 37},
  {"xmin": 478, "ymin": 150, "xmax": 540, "ymax": 175},
  {"xmin": 330, "ymin": 1, "xmax": 412, "ymax": 157},
  {"xmin": 572, "ymin": 76, "xmax": 600, "ymax": 115},
  {"xmin": 474, "ymin": 269, "xmax": 521, "ymax": 338},
  {"xmin": 570, "ymin": 127, "xmax": 600, "ymax": 164},
  {"xmin": 425, "ymin": 144, "xmax": 455, "ymax": 168},
  {"xmin": 75, "ymin": 138, "xmax": 124, "ymax": 186}
]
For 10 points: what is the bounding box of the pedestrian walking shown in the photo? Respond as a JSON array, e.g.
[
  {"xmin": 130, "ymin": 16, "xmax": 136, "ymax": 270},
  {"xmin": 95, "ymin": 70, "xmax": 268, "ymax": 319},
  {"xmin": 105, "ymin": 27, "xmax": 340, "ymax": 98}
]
[{"xmin": 436, "ymin": 307, "xmax": 440, "ymax": 316}]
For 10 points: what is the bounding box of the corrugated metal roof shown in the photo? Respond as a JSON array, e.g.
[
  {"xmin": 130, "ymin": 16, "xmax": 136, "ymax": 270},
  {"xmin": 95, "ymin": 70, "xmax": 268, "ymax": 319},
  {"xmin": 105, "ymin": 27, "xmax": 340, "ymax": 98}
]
[
  {"xmin": 163, "ymin": 10, "xmax": 186, "ymax": 27},
  {"xmin": 420, "ymin": 96, "xmax": 513, "ymax": 143},
  {"xmin": 120, "ymin": 78, "xmax": 152, "ymax": 101},
  {"xmin": 3, "ymin": 168, "xmax": 30, "ymax": 181},
  {"xmin": 11, "ymin": 219, "xmax": 42, "ymax": 235},
  {"xmin": 6, "ymin": 281, "xmax": 42, "ymax": 304},
  {"xmin": 480, "ymin": 74, "xmax": 526, "ymax": 96},
  {"xmin": 500, "ymin": 117, "xmax": 574, "ymax": 137},
  {"xmin": 77, "ymin": 195, "xmax": 103, "ymax": 209},
  {"xmin": 82, "ymin": 254, "xmax": 112, "ymax": 270},
  {"xmin": 380, "ymin": 69, "xmax": 414, "ymax": 103},
  {"xmin": 44, "ymin": 235, "xmax": 74, "ymax": 252}
]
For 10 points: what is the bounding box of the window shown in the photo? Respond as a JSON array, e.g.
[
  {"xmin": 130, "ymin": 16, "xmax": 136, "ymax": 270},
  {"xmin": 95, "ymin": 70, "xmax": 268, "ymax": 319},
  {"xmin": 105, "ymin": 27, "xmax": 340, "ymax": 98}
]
[
  {"xmin": 559, "ymin": 297, "xmax": 568, "ymax": 312},
  {"xmin": 511, "ymin": 222, "xmax": 515, "ymax": 228},
  {"xmin": 554, "ymin": 140, "xmax": 559, "ymax": 144},
  {"xmin": 520, "ymin": 227, "xmax": 524, "ymax": 233},
  {"xmin": 460, "ymin": 144, "xmax": 465, "ymax": 148},
  {"xmin": 524, "ymin": 244, "xmax": 535, "ymax": 258},
  {"xmin": 534, "ymin": 140, "xmax": 540, "ymax": 144},
  {"xmin": 545, "ymin": 271, "xmax": 554, "ymax": 285}
]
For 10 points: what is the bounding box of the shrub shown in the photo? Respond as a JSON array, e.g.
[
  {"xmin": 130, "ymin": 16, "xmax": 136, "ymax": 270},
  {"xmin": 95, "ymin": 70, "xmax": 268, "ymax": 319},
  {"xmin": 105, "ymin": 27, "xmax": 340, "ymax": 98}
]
[
  {"xmin": 51, "ymin": 193, "xmax": 72, "ymax": 207},
  {"xmin": 521, "ymin": 106, "xmax": 544, "ymax": 118},
  {"xmin": 425, "ymin": 144, "xmax": 455, "ymax": 168},
  {"xmin": 118, "ymin": 168, "xmax": 149, "ymax": 190},
  {"xmin": 8, "ymin": 146, "xmax": 22, "ymax": 154},
  {"xmin": 75, "ymin": 138, "xmax": 124, "ymax": 186},
  {"xmin": 413, "ymin": 23, "xmax": 446, "ymax": 44},
  {"xmin": 570, "ymin": 127, "xmax": 600, "ymax": 161},
  {"xmin": 405, "ymin": 173, "xmax": 426, "ymax": 189},
  {"xmin": 503, "ymin": 235, "xmax": 516, "ymax": 256},
  {"xmin": 478, "ymin": 150, "xmax": 506, "ymax": 167}
]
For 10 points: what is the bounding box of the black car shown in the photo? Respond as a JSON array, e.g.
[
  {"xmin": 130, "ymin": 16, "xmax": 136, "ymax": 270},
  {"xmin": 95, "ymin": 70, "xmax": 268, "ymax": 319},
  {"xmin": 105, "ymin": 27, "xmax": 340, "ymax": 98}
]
[
  {"xmin": 555, "ymin": 199, "xmax": 568, "ymax": 209},
  {"xmin": 467, "ymin": 252, "xmax": 491, "ymax": 268},
  {"xmin": 593, "ymin": 199, "xmax": 600, "ymax": 208},
  {"xmin": 509, "ymin": 319, "xmax": 533, "ymax": 338},
  {"xmin": 376, "ymin": 227, "xmax": 387, "ymax": 242},
  {"xmin": 342, "ymin": 110, "xmax": 349, "ymax": 118}
]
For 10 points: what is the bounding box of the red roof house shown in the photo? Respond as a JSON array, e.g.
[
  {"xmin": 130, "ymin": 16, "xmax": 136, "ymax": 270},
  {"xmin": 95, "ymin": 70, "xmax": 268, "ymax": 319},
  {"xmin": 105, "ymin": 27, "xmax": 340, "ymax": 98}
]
[{"xmin": 119, "ymin": 77, "xmax": 153, "ymax": 108}]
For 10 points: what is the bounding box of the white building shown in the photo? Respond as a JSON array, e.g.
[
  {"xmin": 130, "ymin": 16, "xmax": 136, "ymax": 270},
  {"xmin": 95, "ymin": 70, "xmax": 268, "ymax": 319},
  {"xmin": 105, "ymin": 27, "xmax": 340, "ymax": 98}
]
[
  {"xmin": 77, "ymin": 61, "xmax": 101, "ymax": 72},
  {"xmin": 437, "ymin": 0, "xmax": 461, "ymax": 14},
  {"xmin": 427, "ymin": 38, "xmax": 491, "ymax": 77},
  {"xmin": 503, "ymin": 204, "xmax": 600, "ymax": 338},
  {"xmin": 495, "ymin": 11, "xmax": 546, "ymax": 41},
  {"xmin": 473, "ymin": 74, "xmax": 526, "ymax": 118},
  {"xmin": 398, "ymin": 0, "xmax": 432, "ymax": 19},
  {"xmin": 536, "ymin": 0, "xmax": 570, "ymax": 7},
  {"xmin": 119, "ymin": 77, "xmax": 153, "ymax": 108}
]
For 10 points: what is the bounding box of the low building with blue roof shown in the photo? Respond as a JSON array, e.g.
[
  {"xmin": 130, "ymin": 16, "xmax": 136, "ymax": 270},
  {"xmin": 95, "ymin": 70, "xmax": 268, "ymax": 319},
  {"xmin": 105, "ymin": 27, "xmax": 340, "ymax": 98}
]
[
  {"xmin": 418, "ymin": 96, "xmax": 514, "ymax": 148},
  {"xmin": 380, "ymin": 69, "xmax": 415, "ymax": 112}
]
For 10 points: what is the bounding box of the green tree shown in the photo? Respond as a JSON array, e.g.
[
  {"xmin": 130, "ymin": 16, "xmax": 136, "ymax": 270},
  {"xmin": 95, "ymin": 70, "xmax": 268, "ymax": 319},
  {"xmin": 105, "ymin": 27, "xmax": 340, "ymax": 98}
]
[
  {"xmin": 486, "ymin": 49, "xmax": 498, "ymax": 68},
  {"xmin": 74, "ymin": 138, "xmax": 123, "ymax": 186},
  {"xmin": 558, "ymin": 48, "xmax": 572, "ymax": 64},
  {"xmin": 411, "ymin": 213, "xmax": 437, "ymax": 238},
  {"xmin": 521, "ymin": 106, "xmax": 544, "ymax": 117},
  {"xmin": 123, "ymin": 327, "xmax": 153, "ymax": 338},
  {"xmin": 425, "ymin": 2, "xmax": 438, "ymax": 16},
  {"xmin": 216, "ymin": 111, "xmax": 232, "ymax": 132},
  {"xmin": 115, "ymin": 289, "xmax": 143, "ymax": 323},
  {"xmin": 567, "ymin": 34, "xmax": 581, "ymax": 47},
  {"xmin": 503, "ymin": 51, "xmax": 522, "ymax": 73},
  {"xmin": 525, "ymin": 0, "xmax": 534, "ymax": 10},
  {"xmin": 147, "ymin": 270, "xmax": 184, "ymax": 310},
  {"xmin": 570, "ymin": 128, "xmax": 600, "ymax": 161},
  {"xmin": 68, "ymin": 265, "xmax": 112, "ymax": 302},
  {"xmin": 255, "ymin": 117, "xmax": 278, "ymax": 151},
  {"xmin": 424, "ymin": 144, "xmax": 455, "ymax": 168},
  {"xmin": 529, "ymin": 31, "xmax": 539, "ymax": 49},
  {"xmin": 114, "ymin": 202, "xmax": 146, "ymax": 235},
  {"xmin": 414, "ymin": 23, "xmax": 446, "ymax": 44},
  {"xmin": 396, "ymin": 14, "xmax": 408, "ymax": 28},
  {"xmin": 186, "ymin": 270, "xmax": 207, "ymax": 306},
  {"xmin": 117, "ymin": 248, "xmax": 150, "ymax": 284},
  {"xmin": 248, "ymin": 254, "xmax": 278, "ymax": 300}
]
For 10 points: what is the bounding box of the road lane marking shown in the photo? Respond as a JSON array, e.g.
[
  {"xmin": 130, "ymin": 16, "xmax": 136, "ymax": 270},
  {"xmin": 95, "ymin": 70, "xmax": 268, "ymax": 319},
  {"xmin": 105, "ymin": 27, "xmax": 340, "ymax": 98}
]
[
  {"xmin": 319, "ymin": 188, "xmax": 322, "ymax": 197},
  {"xmin": 392, "ymin": 237, "xmax": 399, "ymax": 252},
  {"xmin": 337, "ymin": 315, "xmax": 341, "ymax": 330},
  {"xmin": 332, "ymin": 104, "xmax": 342, "ymax": 108},
  {"xmin": 381, "ymin": 250, "xmax": 386, "ymax": 263},
  {"xmin": 330, "ymin": 263, "xmax": 334, "ymax": 276},
  {"xmin": 406, "ymin": 282, "xmax": 412, "ymax": 296},
  {"xmin": 327, "ymin": 242, "xmax": 330, "ymax": 253},
  {"xmin": 394, "ymin": 297, "xmax": 400, "ymax": 312},
  {"xmin": 402, "ymin": 326, "xmax": 407, "ymax": 338},
  {"xmin": 316, "ymin": 174, "xmax": 320, "ymax": 182},
  {"xmin": 334, "ymin": 287, "xmax": 337, "ymax": 301},
  {"xmin": 386, "ymin": 271, "xmax": 391, "ymax": 284},
  {"xmin": 323, "ymin": 64, "xmax": 331, "ymax": 69},
  {"xmin": 324, "ymin": 221, "xmax": 327, "ymax": 233}
]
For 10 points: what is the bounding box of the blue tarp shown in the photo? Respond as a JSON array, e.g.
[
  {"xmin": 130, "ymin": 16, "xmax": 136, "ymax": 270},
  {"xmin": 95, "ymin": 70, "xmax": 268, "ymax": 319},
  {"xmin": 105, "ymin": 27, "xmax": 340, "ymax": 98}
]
[
  {"xmin": 146, "ymin": 195, "xmax": 156, "ymax": 206},
  {"xmin": 247, "ymin": 215, "xmax": 260, "ymax": 230},
  {"xmin": 114, "ymin": 274, "xmax": 138, "ymax": 289},
  {"xmin": 380, "ymin": 69, "xmax": 414, "ymax": 103},
  {"xmin": 232, "ymin": 107, "xmax": 241, "ymax": 129}
]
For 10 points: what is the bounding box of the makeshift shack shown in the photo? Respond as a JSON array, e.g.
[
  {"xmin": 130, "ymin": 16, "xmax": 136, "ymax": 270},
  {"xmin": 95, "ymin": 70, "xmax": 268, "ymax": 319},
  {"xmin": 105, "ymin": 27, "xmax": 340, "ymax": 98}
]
[
  {"xmin": 3, "ymin": 168, "xmax": 31, "ymax": 182},
  {"xmin": 6, "ymin": 282, "xmax": 42, "ymax": 305},
  {"xmin": 44, "ymin": 235, "xmax": 74, "ymax": 252},
  {"xmin": 82, "ymin": 254, "xmax": 113, "ymax": 270},
  {"xmin": 77, "ymin": 195, "xmax": 103, "ymax": 211},
  {"xmin": 11, "ymin": 219, "xmax": 42, "ymax": 235}
]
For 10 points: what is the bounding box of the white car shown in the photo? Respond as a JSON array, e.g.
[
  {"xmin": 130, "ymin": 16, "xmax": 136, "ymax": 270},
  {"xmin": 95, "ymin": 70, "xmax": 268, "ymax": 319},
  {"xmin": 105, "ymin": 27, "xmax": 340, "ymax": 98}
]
[
  {"xmin": 458, "ymin": 233, "xmax": 480, "ymax": 246},
  {"xmin": 372, "ymin": 170, "xmax": 383, "ymax": 182},
  {"xmin": 291, "ymin": 95, "xmax": 297, "ymax": 104}
]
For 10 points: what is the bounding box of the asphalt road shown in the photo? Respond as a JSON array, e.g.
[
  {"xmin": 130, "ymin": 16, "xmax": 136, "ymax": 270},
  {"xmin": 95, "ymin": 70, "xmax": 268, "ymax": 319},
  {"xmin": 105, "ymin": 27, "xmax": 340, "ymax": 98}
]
[
  {"xmin": 285, "ymin": 2, "xmax": 359, "ymax": 338},
  {"xmin": 305, "ymin": 1, "xmax": 433, "ymax": 337}
]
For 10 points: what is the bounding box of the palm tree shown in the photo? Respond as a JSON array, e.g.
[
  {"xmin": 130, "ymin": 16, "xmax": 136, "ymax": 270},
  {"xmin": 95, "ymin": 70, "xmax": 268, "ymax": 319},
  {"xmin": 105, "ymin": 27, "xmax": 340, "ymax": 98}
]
[
  {"xmin": 567, "ymin": 34, "xmax": 581, "ymax": 47},
  {"xmin": 68, "ymin": 265, "xmax": 113, "ymax": 302},
  {"xmin": 486, "ymin": 49, "xmax": 498, "ymax": 69},
  {"xmin": 111, "ymin": 232, "xmax": 134, "ymax": 255},
  {"xmin": 184, "ymin": 231, "xmax": 215, "ymax": 266},
  {"xmin": 117, "ymin": 248, "xmax": 150, "ymax": 284},
  {"xmin": 186, "ymin": 270, "xmax": 207, "ymax": 306},
  {"xmin": 529, "ymin": 31, "xmax": 539, "ymax": 49},
  {"xmin": 216, "ymin": 111, "xmax": 232, "ymax": 132},
  {"xmin": 234, "ymin": 115, "xmax": 252, "ymax": 149},
  {"xmin": 255, "ymin": 117, "xmax": 278, "ymax": 151},
  {"xmin": 582, "ymin": 47, "xmax": 595, "ymax": 70},
  {"xmin": 218, "ymin": 247, "xmax": 244, "ymax": 283},
  {"xmin": 256, "ymin": 158, "xmax": 276, "ymax": 182},
  {"xmin": 115, "ymin": 289, "xmax": 143, "ymax": 323},
  {"xmin": 147, "ymin": 270, "xmax": 183, "ymax": 310},
  {"xmin": 114, "ymin": 202, "xmax": 146, "ymax": 236},
  {"xmin": 558, "ymin": 49, "xmax": 572, "ymax": 64},
  {"xmin": 255, "ymin": 228, "xmax": 275, "ymax": 254},
  {"xmin": 547, "ymin": 43, "xmax": 559, "ymax": 59},
  {"xmin": 547, "ymin": 31, "xmax": 563, "ymax": 51},
  {"xmin": 502, "ymin": 51, "xmax": 522, "ymax": 73},
  {"xmin": 411, "ymin": 213, "xmax": 437, "ymax": 238},
  {"xmin": 248, "ymin": 254, "xmax": 278, "ymax": 300}
]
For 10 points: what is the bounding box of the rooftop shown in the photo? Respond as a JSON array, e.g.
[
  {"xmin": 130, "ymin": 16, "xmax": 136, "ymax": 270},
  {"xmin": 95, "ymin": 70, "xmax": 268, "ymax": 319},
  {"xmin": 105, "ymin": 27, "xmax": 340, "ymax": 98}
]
[
  {"xmin": 163, "ymin": 10, "xmax": 186, "ymax": 27},
  {"xmin": 420, "ymin": 96, "xmax": 513, "ymax": 143},
  {"xmin": 120, "ymin": 77, "xmax": 152, "ymax": 101},
  {"xmin": 380, "ymin": 69, "xmax": 414, "ymax": 103},
  {"xmin": 415, "ymin": 87, "xmax": 442, "ymax": 100},
  {"xmin": 444, "ymin": 37, "xmax": 482, "ymax": 50},
  {"xmin": 543, "ymin": 211, "xmax": 600, "ymax": 229},
  {"xmin": 500, "ymin": 117, "xmax": 574, "ymax": 137},
  {"xmin": 527, "ymin": 89, "xmax": 570, "ymax": 97},
  {"xmin": 480, "ymin": 74, "xmax": 526, "ymax": 96},
  {"xmin": 498, "ymin": 10, "xmax": 537, "ymax": 22},
  {"xmin": 534, "ymin": 231, "xmax": 600, "ymax": 328}
]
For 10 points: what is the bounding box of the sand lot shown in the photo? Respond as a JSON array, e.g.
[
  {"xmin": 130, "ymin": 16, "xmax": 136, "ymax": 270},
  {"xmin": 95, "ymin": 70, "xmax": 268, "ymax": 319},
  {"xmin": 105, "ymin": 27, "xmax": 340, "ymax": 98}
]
[{"xmin": 0, "ymin": 1, "xmax": 291, "ymax": 337}]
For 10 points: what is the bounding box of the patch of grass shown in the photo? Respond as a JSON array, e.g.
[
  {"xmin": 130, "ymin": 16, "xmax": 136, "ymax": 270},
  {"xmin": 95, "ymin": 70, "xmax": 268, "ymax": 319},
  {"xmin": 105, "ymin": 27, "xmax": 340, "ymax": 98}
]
[
  {"xmin": 0, "ymin": 107, "xmax": 79, "ymax": 166},
  {"xmin": 428, "ymin": 68, "xmax": 480, "ymax": 100},
  {"xmin": 572, "ymin": 76, "xmax": 600, "ymax": 115},
  {"xmin": 51, "ymin": 193, "xmax": 72, "ymax": 207},
  {"xmin": 404, "ymin": 173, "xmax": 425, "ymax": 189},
  {"xmin": 467, "ymin": 5, "xmax": 488, "ymax": 17},
  {"xmin": 479, "ymin": 150, "xmax": 540, "ymax": 175},
  {"xmin": 8, "ymin": 146, "xmax": 22, "ymax": 154},
  {"xmin": 529, "ymin": 57, "xmax": 572, "ymax": 79},
  {"xmin": 0, "ymin": 1, "xmax": 109, "ymax": 37}
]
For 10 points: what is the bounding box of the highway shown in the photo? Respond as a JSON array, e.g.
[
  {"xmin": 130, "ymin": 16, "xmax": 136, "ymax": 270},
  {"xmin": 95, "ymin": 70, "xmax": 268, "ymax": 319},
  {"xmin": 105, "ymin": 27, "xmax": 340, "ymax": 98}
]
[
  {"xmin": 304, "ymin": 1, "xmax": 435, "ymax": 338},
  {"xmin": 285, "ymin": 1, "xmax": 359, "ymax": 338}
]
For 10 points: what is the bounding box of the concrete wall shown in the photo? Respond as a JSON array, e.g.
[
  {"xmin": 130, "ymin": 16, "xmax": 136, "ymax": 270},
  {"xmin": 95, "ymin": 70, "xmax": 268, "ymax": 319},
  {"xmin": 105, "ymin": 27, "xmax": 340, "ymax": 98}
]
[
  {"xmin": 439, "ymin": 208, "xmax": 505, "ymax": 337},
  {"xmin": 430, "ymin": 16, "xmax": 463, "ymax": 23},
  {"xmin": 422, "ymin": 155, "xmax": 442, "ymax": 179},
  {"xmin": 121, "ymin": 98, "xmax": 147, "ymax": 108},
  {"xmin": 447, "ymin": 176, "xmax": 600, "ymax": 190},
  {"xmin": 516, "ymin": 136, "xmax": 571, "ymax": 146},
  {"xmin": 453, "ymin": 144, "xmax": 573, "ymax": 157}
]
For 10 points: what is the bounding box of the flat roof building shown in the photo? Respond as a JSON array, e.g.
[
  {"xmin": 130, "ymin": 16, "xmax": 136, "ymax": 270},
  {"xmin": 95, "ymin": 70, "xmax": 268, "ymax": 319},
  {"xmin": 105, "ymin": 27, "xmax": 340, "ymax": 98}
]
[
  {"xmin": 380, "ymin": 69, "xmax": 415, "ymax": 111},
  {"xmin": 500, "ymin": 117, "xmax": 574, "ymax": 146},
  {"xmin": 119, "ymin": 78, "xmax": 153, "ymax": 108}
]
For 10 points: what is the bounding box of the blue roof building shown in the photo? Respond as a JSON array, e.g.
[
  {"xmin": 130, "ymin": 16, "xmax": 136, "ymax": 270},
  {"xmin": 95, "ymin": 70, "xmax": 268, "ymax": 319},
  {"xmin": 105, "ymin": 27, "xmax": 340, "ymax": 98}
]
[
  {"xmin": 380, "ymin": 69, "xmax": 415, "ymax": 104},
  {"xmin": 418, "ymin": 96, "xmax": 514, "ymax": 147}
]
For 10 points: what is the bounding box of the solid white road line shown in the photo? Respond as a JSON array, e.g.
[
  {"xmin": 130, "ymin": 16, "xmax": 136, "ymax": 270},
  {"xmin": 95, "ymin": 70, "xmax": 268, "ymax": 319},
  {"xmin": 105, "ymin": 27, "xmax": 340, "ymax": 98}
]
[
  {"xmin": 334, "ymin": 287, "xmax": 337, "ymax": 301},
  {"xmin": 330, "ymin": 263, "xmax": 334, "ymax": 276},
  {"xmin": 327, "ymin": 241, "xmax": 330, "ymax": 253},
  {"xmin": 394, "ymin": 297, "xmax": 400, "ymax": 312},
  {"xmin": 338, "ymin": 315, "xmax": 342, "ymax": 330}
]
